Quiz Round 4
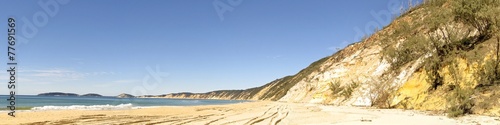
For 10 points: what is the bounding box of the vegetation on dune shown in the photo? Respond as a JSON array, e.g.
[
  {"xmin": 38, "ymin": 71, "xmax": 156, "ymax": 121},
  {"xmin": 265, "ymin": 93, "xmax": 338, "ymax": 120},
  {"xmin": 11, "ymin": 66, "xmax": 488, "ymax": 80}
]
[
  {"xmin": 380, "ymin": 0, "xmax": 500, "ymax": 117},
  {"xmin": 444, "ymin": 57, "xmax": 475, "ymax": 117},
  {"xmin": 368, "ymin": 76, "xmax": 397, "ymax": 108},
  {"xmin": 328, "ymin": 80, "xmax": 360, "ymax": 101}
]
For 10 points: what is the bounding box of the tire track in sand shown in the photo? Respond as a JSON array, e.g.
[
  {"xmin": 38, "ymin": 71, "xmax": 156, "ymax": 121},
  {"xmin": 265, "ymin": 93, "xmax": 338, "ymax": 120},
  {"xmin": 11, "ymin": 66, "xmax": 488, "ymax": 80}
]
[
  {"xmin": 214, "ymin": 105, "xmax": 279, "ymax": 125},
  {"xmin": 244, "ymin": 104, "xmax": 289, "ymax": 125}
]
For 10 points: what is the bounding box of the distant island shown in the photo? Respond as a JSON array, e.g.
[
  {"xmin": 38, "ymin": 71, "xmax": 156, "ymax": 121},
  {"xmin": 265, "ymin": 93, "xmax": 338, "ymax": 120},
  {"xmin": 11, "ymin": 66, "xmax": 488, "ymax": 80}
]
[
  {"xmin": 117, "ymin": 93, "xmax": 135, "ymax": 98},
  {"xmin": 37, "ymin": 92, "xmax": 79, "ymax": 97},
  {"xmin": 80, "ymin": 93, "xmax": 103, "ymax": 97},
  {"xmin": 37, "ymin": 92, "xmax": 102, "ymax": 97},
  {"xmin": 37, "ymin": 92, "xmax": 135, "ymax": 98}
]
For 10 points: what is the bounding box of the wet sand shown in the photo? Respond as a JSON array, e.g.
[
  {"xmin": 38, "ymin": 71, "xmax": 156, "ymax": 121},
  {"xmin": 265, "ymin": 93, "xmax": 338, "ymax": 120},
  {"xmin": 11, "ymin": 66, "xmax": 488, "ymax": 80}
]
[{"xmin": 1, "ymin": 101, "xmax": 499, "ymax": 125}]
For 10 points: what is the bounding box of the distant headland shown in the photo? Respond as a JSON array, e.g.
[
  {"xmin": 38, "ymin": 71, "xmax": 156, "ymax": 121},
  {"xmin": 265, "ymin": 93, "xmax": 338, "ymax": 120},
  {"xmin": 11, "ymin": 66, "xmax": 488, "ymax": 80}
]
[
  {"xmin": 37, "ymin": 92, "xmax": 79, "ymax": 97},
  {"xmin": 37, "ymin": 92, "xmax": 108, "ymax": 97},
  {"xmin": 81, "ymin": 93, "xmax": 103, "ymax": 97},
  {"xmin": 116, "ymin": 93, "xmax": 135, "ymax": 98}
]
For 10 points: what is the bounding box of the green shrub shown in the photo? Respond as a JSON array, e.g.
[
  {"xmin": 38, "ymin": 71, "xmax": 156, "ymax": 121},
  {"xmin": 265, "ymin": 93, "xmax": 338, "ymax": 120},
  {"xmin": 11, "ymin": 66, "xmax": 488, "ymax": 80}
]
[
  {"xmin": 329, "ymin": 81, "xmax": 343, "ymax": 96},
  {"xmin": 445, "ymin": 58, "xmax": 474, "ymax": 117},
  {"xmin": 329, "ymin": 80, "xmax": 360, "ymax": 100},
  {"xmin": 476, "ymin": 37, "xmax": 500, "ymax": 87},
  {"xmin": 446, "ymin": 85, "xmax": 474, "ymax": 117},
  {"xmin": 340, "ymin": 81, "xmax": 360, "ymax": 99},
  {"xmin": 368, "ymin": 76, "xmax": 396, "ymax": 108}
]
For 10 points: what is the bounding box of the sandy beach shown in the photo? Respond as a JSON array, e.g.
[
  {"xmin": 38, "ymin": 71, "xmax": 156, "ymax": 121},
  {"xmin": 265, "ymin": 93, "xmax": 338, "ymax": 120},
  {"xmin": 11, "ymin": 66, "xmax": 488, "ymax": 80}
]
[{"xmin": 1, "ymin": 101, "xmax": 499, "ymax": 125}]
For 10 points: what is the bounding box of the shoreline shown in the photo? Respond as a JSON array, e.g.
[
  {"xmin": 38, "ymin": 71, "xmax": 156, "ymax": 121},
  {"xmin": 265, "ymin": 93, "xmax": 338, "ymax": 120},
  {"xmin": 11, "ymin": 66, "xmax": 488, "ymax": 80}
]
[
  {"xmin": 0, "ymin": 95, "xmax": 252, "ymax": 113},
  {"xmin": 0, "ymin": 101, "xmax": 250, "ymax": 112},
  {"xmin": 137, "ymin": 96, "xmax": 255, "ymax": 101},
  {"xmin": 1, "ymin": 101, "xmax": 498, "ymax": 125}
]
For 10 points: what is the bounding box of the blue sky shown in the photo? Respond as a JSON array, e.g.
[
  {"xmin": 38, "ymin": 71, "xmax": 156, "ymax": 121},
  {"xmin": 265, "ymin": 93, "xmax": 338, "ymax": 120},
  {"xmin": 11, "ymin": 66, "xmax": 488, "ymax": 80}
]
[{"xmin": 0, "ymin": 0, "xmax": 419, "ymax": 96}]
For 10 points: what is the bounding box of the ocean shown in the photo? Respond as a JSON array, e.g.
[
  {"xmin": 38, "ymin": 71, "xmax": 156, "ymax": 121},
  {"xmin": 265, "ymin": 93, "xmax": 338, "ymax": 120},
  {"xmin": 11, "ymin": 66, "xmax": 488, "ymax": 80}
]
[{"xmin": 0, "ymin": 95, "xmax": 248, "ymax": 110}]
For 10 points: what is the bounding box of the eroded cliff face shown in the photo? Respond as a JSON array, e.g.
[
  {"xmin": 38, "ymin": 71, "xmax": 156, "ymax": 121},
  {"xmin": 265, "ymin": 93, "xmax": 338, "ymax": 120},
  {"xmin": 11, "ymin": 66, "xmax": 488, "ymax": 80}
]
[
  {"xmin": 277, "ymin": 8, "xmax": 427, "ymax": 105},
  {"xmin": 393, "ymin": 53, "xmax": 500, "ymax": 116},
  {"xmin": 276, "ymin": 3, "xmax": 500, "ymax": 115},
  {"xmin": 278, "ymin": 31, "xmax": 421, "ymax": 107},
  {"xmin": 278, "ymin": 41, "xmax": 388, "ymax": 105},
  {"xmin": 157, "ymin": 0, "xmax": 500, "ymax": 116}
]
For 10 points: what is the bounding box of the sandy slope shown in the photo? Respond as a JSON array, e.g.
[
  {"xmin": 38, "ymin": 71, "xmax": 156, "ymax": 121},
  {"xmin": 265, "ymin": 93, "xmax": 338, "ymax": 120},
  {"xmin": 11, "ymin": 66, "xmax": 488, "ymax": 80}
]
[{"xmin": 1, "ymin": 101, "xmax": 498, "ymax": 125}]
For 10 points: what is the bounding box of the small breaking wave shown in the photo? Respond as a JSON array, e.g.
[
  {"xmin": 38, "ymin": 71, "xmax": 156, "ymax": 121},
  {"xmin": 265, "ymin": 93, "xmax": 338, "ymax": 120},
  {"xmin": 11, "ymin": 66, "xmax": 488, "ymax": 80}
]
[{"xmin": 31, "ymin": 103, "xmax": 133, "ymax": 110}]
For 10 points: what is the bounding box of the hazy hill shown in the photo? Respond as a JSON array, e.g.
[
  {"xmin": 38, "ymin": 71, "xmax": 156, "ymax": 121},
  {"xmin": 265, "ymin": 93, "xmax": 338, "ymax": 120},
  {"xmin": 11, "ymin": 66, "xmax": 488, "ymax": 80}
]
[
  {"xmin": 80, "ymin": 93, "xmax": 103, "ymax": 97},
  {"xmin": 38, "ymin": 92, "xmax": 79, "ymax": 96},
  {"xmin": 117, "ymin": 93, "xmax": 135, "ymax": 98}
]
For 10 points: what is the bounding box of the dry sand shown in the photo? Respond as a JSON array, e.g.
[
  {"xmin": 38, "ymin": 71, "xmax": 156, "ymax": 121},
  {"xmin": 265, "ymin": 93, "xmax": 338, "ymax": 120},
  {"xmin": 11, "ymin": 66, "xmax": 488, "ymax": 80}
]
[{"xmin": 1, "ymin": 101, "xmax": 499, "ymax": 125}]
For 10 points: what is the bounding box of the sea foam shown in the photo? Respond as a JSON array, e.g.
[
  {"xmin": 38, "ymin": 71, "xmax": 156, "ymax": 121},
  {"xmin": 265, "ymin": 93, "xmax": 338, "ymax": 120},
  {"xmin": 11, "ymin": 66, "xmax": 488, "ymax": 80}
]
[{"xmin": 31, "ymin": 103, "xmax": 133, "ymax": 110}]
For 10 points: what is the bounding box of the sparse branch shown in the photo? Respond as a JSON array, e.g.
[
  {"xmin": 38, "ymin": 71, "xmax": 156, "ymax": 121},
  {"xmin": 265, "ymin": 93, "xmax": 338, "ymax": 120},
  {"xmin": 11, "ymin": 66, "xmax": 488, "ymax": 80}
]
[{"xmin": 495, "ymin": 36, "xmax": 500, "ymax": 84}]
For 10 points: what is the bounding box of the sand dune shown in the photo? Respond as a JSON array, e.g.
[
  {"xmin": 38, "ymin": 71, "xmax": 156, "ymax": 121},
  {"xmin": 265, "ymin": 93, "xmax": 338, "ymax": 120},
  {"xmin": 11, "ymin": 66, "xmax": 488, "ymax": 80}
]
[{"xmin": 1, "ymin": 101, "xmax": 499, "ymax": 125}]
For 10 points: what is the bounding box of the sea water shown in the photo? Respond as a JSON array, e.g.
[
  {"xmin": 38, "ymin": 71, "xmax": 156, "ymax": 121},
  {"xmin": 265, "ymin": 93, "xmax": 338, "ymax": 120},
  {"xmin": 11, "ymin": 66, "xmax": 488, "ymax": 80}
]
[{"xmin": 0, "ymin": 95, "xmax": 248, "ymax": 110}]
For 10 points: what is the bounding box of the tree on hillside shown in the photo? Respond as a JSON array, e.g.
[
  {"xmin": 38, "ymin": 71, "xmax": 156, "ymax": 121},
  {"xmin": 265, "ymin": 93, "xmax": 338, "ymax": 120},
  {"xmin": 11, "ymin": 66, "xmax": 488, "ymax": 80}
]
[
  {"xmin": 452, "ymin": 0, "xmax": 500, "ymax": 48},
  {"xmin": 446, "ymin": 57, "xmax": 474, "ymax": 117},
  {"xmin": 382, "ymin": 0, "xmax": 500, "ymax": 90}
]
